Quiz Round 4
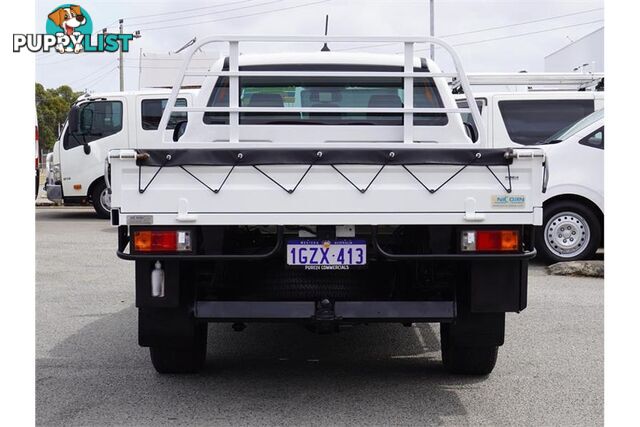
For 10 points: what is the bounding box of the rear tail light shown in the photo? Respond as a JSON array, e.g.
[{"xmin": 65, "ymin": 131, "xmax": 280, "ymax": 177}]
[
  {"xmin": 461, "ymin": 230, "xmax": 520, "ymax": 252},
  {"xmin": 133, "ymin": 230, "xmax": 192, "ymax": 252}
]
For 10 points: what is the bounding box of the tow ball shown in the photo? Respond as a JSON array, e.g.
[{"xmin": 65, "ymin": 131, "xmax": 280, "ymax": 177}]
[{"xmin": 312, "ymin": 299, "xmax": 338, "ymax": 334}]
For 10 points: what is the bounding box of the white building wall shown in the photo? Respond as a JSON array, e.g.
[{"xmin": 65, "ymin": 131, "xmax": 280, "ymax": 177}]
[{"xmin": 544, "ymin": 27, "xmax": 603, "ymax": 73}]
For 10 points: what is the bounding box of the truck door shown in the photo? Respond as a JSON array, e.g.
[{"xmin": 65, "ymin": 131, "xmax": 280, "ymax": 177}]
[{"xmin": 59, "ymin": 98, "xmax": 128, "ymax": 199}]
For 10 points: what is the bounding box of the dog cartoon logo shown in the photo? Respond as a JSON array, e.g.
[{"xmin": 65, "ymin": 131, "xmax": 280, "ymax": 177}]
[
  {"xmin": 46, "ymin": 4, "xmax": 93, "ymax": 53},
  {"xmin": 13, "ymin": 4, "xmax": 133, "ymax": 54}
]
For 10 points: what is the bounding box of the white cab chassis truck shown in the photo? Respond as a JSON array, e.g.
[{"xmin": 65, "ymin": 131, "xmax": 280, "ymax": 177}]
[
  {"xmin": 108, "ymin": 36, "xmax": 547, "ymax": 375},
  {"xmin": 455, "ymin": 90, "xmax": 604, "ymax": 261},
  {"xmin": 45, "ymin": 89, "xmax": 197, "ymax": 217}
]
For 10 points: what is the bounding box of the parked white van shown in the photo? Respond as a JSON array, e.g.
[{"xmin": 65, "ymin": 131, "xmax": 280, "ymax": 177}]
[
  {"xmin": 535, "ymin": 109, "xmax": 603, "ymax": 262},
  {"xmin": 45, "ymin": 89, "xmax": 197, "ymax": 217},
  {"xmin": 455, "ymin": 91, "xmax": 604, "ymax": 261}
]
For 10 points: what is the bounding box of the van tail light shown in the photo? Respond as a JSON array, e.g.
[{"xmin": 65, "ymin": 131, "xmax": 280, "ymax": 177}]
[
  {"xmin": 461, "ymin": 230, "xmax": 520, "ymax": 252},
  {"xmin": 133, "ymin": 230, "xmax": 192, "ymax": 252}
]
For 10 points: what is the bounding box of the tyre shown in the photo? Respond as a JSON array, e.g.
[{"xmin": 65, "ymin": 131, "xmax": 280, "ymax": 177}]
[
  {"xmin": 440, "ymin": 323, "xmax": 498, "ymax": 375},
  {"xmin": 150, "ymin": 323, "xmax": 207, "ymax": 374},
  {"xmin": 91, "ymin": 180, "xmax": 111, "ymax": 219},
  {"xmin": 536, "ymin": 200, "xmax": 601, "ymax": 263}
]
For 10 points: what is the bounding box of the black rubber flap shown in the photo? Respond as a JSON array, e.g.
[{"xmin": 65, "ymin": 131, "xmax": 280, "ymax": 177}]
[{"xmin": 137, "ymin": 148, "xmax": 513, "ymax": 167}]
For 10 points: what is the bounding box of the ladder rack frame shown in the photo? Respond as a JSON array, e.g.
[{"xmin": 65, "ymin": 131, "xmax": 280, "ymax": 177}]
[{"xmin": 157, "ymin": 35, "xmax": 486, "ymax": 145}]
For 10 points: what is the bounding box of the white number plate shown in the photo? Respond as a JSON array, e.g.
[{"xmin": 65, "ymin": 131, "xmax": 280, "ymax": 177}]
[{"xmin": 287, "ymin": 240, "xmax": 367, "ymax": 268}]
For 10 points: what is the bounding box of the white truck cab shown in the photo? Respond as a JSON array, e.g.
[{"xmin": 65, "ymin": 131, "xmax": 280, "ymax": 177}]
[
  {"xmin": 45, "ymin": 89, "xmax": 197, "ymax": 217},
  {"xmin": 455, "ymin": 90, "xmax": 604, "ymax": 261}
]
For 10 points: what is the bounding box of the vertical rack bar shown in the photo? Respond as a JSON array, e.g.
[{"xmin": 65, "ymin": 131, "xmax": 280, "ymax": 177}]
[
  {"xmin": 430, "ymin": 36, "xmax": 487, "ymax": 145},
  {"xmin": 403, "ymin": 42, "xmax": 414, "ymax": 144},
  {"xmin": 229, "ymin": 41, "xmax": 240, "ymax": 143}
]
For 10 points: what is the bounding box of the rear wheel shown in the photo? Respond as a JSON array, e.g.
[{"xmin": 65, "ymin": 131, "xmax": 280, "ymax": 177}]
[
  {"xmin": 150, "ymin": 323, "xmax": 208, "ymax": 374},
  {"xmin": 536, "ymin": 200, "xmax": 601, "ymax": 262},
  {"xmin": 440, "ymin": 323, "xmax": 499, "ymax": 375},
  {"xmin": 91, "ymin": 180, "xmax": 110, "ymax": 219}
]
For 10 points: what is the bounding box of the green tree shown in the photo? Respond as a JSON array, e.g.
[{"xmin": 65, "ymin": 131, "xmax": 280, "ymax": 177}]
[{"xmin": 35, "ymin": 83, "xmax": 83, "ymax": 150}]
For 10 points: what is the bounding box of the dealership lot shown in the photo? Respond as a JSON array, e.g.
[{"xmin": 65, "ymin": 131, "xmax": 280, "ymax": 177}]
[{"xmin": 36, "ymin": 207, "xmax": 603, "ymax": 426}]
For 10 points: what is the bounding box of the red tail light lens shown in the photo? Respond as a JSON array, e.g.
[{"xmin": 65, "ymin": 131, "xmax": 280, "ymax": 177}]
[
  {"xmin": 133, "ymin": 230, "xmax": 192, "ymax": 252},
  {"xmin": 461, "ymin": 230, "xmax": 520, "ymax": 252}
]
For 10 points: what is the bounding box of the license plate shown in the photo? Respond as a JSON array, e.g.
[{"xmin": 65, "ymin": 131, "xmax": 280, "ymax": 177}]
[{"xmin": 287, "ymin": 240, "xmax": 366, "ymax": 268}]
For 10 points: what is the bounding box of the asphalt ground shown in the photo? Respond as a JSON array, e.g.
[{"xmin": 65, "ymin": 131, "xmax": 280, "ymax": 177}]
[{"xmin": 36, "ymin": 207, "xmax": 603, "ymax": 426}]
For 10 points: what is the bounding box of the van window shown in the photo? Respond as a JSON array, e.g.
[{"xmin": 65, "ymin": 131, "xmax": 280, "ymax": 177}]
[
  {"xmin": 141, "ymin": 98, "xmax": 188, "ymax": 130},
  {"xmin": 498, "ymin": 99, "xmax": 594, "ymax": 145},
  {"xmin": 203, "ymin": 64, "xmax": 448, "ymax": 126},
  {"xmin": 579, "ymin": 126, "xmax": 604, "ymax": 150},
  {"xmin": 63, "ymin": 101, "xmax": 123, "ymax": 149}
]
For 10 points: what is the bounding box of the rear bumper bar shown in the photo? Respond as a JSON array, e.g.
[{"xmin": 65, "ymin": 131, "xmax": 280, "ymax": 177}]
[
  {"xmin": 371, "ymin": 227, "xmax": 537, "ymax": 260},
  {"xmin": 194, "ymin": 300, "xmax": 455, "ymax": 321},
  {"xmin": 116, "ymin": 225, "xmax": 285, "ymax": 261},
  {"xmin": 116, "ymin": 225, "xmax": 536, "ymax": 261}
]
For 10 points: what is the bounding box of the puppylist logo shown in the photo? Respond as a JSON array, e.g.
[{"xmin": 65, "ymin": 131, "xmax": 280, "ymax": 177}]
[{"xmin": 13, "ymin": 4, "xmax": 135, "ymax": 54}]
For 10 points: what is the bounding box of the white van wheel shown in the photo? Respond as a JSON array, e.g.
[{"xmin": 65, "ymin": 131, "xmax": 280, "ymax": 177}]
[
  {"xmin": 544, "ymin": 212, "xmax": 590, "ymax": 258},
  {"xmin": 100, "ymin": 187, "xmax": 111, "ymax": 212},
  {"xmin": 91, "ymin": 180, "xmax": 111, "ymax": 219},
  {"xmin": 536, "ymin": 201, "xmax": 601, "ymax": 263}
]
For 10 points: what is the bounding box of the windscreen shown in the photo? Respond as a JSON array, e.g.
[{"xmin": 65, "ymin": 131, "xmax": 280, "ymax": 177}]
[
  {"xmin": 203, "ymin": 64, "xmax": 448, "ymax": 126},
  {"xmin": 541, "ymin": 108, "xmax": 604, "ymax": 144}
]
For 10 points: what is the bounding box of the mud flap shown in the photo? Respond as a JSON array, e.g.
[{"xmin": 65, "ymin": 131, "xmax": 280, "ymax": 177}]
[
  {"xmin": 138, "ymin": 307, "xmax": 202, "ymax": 348},
  {"xmin": 444, "ymin": 312, "xmax": 505, "ymax": 347},
  {"xmin": 469, "ymin": 260, "xmax": 528, "ymax": 312}
]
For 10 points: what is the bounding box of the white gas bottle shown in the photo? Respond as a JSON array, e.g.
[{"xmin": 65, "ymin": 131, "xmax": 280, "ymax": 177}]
[{"xmin": 151, "ymin": 261, "xmax": 165, "ymax": 297}]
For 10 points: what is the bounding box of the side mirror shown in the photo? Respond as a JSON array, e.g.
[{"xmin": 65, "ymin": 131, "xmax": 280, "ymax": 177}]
[
  {"xmin": 463, "ymin": 122, "xmax": 478, "ymax": 143},
  {"xmin": 83, "ymin": 143, "xmax": 91, "ymax": 155},
  {"xmin": 173, "ymin": 120, "xmax": 188, "ymax": 142},
  {"xmin": 68, "ymin": 105, "xmax": 80, "ymax": 134}
]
